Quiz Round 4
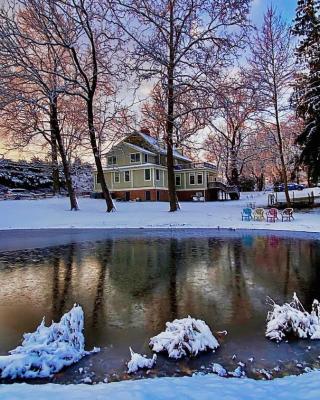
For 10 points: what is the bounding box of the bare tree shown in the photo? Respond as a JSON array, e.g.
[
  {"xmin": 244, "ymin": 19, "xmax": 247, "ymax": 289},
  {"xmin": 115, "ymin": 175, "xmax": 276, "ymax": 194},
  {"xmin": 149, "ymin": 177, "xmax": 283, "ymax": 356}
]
[
  {"xmin": 16, "ymin": 0, "xmax": 127, "ymax": 212},
  {"xmin": 247, "ymin": 6, "xmax": 296, "ymax": 206},
  {"xmin": 204, "ymin": 73, "xmax": 262, "ymax": 186},
  {"xmin": 113, "ymin": 0, "xmax": 251, "ymax": 211},
  {"xmin": 0, "ymin": 4, "xmax": 79, "ymax": 209}
]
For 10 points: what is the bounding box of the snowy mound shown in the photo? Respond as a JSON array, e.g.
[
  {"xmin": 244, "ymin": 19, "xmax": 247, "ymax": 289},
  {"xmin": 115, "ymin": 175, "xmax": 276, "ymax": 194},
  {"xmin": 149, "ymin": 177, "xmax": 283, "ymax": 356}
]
[
  {"xmin": 127, "ymin": 347, "xmax": 157, "ymax": 373},
  {"xmin": 266, "ymin": 293, "xmax": 320, "ymax": 342},
  {"xmin": 149, "ymin": 316, "xmax": 219, "ymax": 359},
  {"xmin": 0, "ymin": 305, "xmax": 89, "ymax": 379}
]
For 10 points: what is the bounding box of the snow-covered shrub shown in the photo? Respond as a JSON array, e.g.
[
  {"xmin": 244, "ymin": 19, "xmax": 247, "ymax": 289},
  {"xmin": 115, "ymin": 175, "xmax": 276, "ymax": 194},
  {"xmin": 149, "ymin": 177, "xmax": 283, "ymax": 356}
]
[
  {"xmin": 149, "ymin": 316, "xmax": 219, "ymax": 359},
  {"xmin": 0, "ymin": 305, "xmax": 91, "ymax": 379},
  {"xmin": 266, "ymin": 293, "xmax": 320, "ymax": 342},
  {"xmin": 127, "ymin": 347, "xmax": 157, "ymax": 373}
]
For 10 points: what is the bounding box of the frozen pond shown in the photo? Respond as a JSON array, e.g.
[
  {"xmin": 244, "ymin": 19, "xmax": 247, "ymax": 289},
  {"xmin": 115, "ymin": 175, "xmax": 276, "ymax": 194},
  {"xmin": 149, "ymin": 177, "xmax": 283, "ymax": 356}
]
[{"xmin": 0, "ymin": 229, "xmax": 320, "ymax": 383}]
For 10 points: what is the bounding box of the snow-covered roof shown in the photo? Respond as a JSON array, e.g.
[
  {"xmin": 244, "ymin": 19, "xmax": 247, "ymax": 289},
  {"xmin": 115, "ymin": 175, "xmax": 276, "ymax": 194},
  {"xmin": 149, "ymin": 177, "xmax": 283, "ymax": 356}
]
[
  {"xmin": 122, "ymin": 142, "xmax": 156, "ymax": 156},
  {"xmin": 137, "ymin": 131, "xmax": 192, "ymax": 162}
]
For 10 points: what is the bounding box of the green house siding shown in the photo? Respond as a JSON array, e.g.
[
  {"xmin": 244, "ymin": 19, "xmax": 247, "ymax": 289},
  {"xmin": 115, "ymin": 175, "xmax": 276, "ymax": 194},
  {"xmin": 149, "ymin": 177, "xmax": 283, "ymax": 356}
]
[
  {"xmin": 94, "ymin": 167, "xmax": 216, "ymax": 192},
  {"xmin": 106, "ymin": 144, "xmax": 157, "ymax": 168}
]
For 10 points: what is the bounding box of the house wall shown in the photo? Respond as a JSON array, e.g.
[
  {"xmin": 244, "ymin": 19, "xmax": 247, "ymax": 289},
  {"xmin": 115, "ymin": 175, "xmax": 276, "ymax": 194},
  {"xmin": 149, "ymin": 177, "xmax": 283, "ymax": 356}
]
[
  {"xmin": 94, "ymin": 167, "xmax": 217, "ymax": 193},
  {"xmin": 106, "ymin": 144, "xmax": 157, "ymax": 167}
]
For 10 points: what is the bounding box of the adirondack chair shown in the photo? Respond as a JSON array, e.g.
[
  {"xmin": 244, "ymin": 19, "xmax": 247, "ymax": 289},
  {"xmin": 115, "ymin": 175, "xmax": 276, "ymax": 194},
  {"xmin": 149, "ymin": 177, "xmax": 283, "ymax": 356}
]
[
  {"xmin": 266, "ymin": 208, "xmax": 279, "ymax": 223},
  {"xmin": 281, "ymin": 208, "xmax": 294, "ymax": 222},
  {"xmin": 241, "ymin": 207, "xmax": 253, "ymax": 221},
  {"xmin": 253, "ymin": 208, "xmax": 265, "ymax": 221}
]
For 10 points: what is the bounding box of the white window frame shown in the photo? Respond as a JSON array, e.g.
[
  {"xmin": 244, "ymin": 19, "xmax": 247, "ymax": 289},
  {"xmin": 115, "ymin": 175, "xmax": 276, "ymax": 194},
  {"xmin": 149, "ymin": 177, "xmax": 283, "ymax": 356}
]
[
  {"xmin": 144, "ymin": 168, "xmax": 151, "ymax": 181},
  {"xmin": 155, "ymin": 169, "xmax": 160, "ymax": 181},
  {"xmin": 175, "ymin": 174, "xmax": 181, "ymax": 186},
  {"xmin": 197, "ymin": 173, "xmax": 203, "ymax": 185},
  {"xmin": 189, "ymin": 173, "xmax": 195, "ymax": 185},
  {"xmin": 130, "ymin": 153, "xmax": 141, "ymax": 163},
  {"xmin": 114, "ymin": 171, "xmax": 120, "ymax": 183},
  {"xmin": 124, "ymin": 170, "xmax": 131, "ymax": 182},
  {"xmin": 107, "ymin": 155, "xmax": 117, "ymax": 165}
]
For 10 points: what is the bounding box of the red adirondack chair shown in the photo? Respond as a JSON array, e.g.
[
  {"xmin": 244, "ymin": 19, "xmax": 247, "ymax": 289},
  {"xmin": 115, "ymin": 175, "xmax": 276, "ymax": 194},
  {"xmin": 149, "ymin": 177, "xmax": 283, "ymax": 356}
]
[{"xmin": 266, "ymin": 208, "xmax": 279, "ymax": 223}]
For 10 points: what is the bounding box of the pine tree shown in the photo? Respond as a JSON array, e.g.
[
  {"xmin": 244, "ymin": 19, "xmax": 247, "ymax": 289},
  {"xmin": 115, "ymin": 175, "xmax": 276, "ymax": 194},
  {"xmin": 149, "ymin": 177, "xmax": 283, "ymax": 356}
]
[{"xmin": 292, "ymin": 0, "xmax": 320, "ymax": 181}]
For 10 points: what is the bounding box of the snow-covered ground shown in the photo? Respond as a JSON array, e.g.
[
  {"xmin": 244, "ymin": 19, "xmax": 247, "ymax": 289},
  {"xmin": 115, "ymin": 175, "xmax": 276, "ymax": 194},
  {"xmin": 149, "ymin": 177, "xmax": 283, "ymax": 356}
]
[
  {"xmin": 0, "ymin": 189, "xmax": 319, "ymax": 232},
  {"xmin": 1, "ymin": 371, "xmax": 320, "ymax": 400}
]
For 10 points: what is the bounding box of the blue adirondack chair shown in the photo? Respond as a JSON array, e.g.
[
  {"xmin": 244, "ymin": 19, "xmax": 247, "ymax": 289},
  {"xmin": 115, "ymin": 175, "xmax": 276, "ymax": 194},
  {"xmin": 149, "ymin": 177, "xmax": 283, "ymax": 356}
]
[{"xmin": 241, "ymin": 207, "xmax": 252, "ymax": 221}]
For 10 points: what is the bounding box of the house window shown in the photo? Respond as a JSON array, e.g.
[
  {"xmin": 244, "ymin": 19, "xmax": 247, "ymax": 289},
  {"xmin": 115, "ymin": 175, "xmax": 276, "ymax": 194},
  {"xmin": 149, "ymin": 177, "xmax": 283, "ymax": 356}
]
[
  {"xmin": 114, "ymin": 172, "xmax": 120, "ymax": 183},
  {"xmin": 130, "ymin": 153, "xmax": 141, "ymax": 163},
  {"xmin": 145, "ymin": 169, "xmax": 151, "ymax": 181},
  {"xmin": 124, "ymin": 170, "xmax": 131, "ymax": 182},
  {"xmin": 144, "ymin": 154, "xmax": 148, "ymax": 163},
  {"xmin": 155, "ymin": 169, "xmax": 160, "ymax": 181},
  {"xmin": 189, "ymin": 174, "xmax": 195, "ymax": 185},
  {"xmin": 175, "ymin": 175, "xmax": 181, "ymax": 186},
  {"xmin": 197, "ymin": 173, "xmax": 203, "ymax": 185},
  {"xmin": 107, "ymin": 156, "xmax": 117, "ymax": 165}
]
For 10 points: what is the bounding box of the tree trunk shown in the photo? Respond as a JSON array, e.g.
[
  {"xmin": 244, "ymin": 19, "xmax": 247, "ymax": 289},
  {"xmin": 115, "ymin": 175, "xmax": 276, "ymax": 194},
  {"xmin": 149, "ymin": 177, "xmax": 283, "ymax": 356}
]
[
  {"xmin": 166, "ymin": 1, "xmax": 178, "ymax": 212},
  {"xmin": 230, "ymin": 148, "xmax": 239, "ymax": 186},
  {"xmin": 275, "ymin": 107, "xmax": 291, "ymax": 206},
  {"xmin": 87, "ymin": 98, "xmax": 114, "ymax": 212},
  {"xmin": 50, "ymin": 96, "xmax": 79, "ymax": 211},
  {"xmin": 50, "ymin": 131, "xmax": 60, "ymax": 194}
]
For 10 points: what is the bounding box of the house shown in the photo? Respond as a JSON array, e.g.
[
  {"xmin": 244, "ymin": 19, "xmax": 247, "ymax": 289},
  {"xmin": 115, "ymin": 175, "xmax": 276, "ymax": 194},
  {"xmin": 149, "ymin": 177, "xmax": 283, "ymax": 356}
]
[{"xmin": 93, "ymin": 129, "xmax": 240, "ymax": 201}]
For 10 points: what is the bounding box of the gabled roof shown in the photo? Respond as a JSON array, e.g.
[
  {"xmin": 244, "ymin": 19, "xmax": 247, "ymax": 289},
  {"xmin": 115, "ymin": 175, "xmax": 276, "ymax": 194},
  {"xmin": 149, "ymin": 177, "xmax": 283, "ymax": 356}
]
[
  {"xmin": 122, "ymin": 142, "xmax": 156, "ymax": 156},
  {"xmin": 136, "ymin": 131, "xmax": 192, "ymax": 162}
]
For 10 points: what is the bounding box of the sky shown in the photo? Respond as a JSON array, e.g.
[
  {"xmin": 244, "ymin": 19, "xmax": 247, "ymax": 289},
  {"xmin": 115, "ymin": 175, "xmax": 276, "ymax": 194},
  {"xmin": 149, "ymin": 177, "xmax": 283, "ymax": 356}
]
[
  {"xmin": 0, "ymin": 0, "xmax": 299, "ymax": 161},
  {"xmin": 251, "ymin": 0, "xmax": 297, "ymax": 24}
]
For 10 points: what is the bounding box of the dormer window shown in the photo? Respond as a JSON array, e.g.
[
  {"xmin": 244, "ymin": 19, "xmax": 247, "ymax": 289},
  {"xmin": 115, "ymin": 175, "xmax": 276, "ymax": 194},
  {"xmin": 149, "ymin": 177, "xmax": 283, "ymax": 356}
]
[
  {"xmin": 107, "ymin": 156, "xmax": 117, "ymax": 165},
  {"xmin": 130, "ymin": 153, "xmax": 141, "ymax": 163}
]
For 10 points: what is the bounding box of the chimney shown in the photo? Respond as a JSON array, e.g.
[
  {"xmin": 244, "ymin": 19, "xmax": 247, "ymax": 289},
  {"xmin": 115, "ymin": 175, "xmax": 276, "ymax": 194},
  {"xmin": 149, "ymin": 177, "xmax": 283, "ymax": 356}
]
[{"xmin": 140, "ymin": 127, "xmax": 151, "ymax": 135}]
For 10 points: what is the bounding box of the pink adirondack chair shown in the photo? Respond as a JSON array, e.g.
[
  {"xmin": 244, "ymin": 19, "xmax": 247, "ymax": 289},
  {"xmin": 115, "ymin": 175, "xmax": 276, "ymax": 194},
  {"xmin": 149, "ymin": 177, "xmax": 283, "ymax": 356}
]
[{"xmin": 266, "ymin": 208, "xmax": 279, "ymax": 223}]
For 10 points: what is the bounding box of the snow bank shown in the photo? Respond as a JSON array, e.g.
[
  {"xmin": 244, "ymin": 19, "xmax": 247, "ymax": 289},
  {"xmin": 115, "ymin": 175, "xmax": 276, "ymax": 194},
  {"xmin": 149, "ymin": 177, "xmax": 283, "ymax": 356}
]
[
  {"xmin": 127, "ymin": 348, "xmax": 157, "ymax": 374},
  {"xmin": 2, "ymin": 371, "xmax": 320, "ymax": 400},
  {"xmin": 266, "ymin": 293, "xmax": 320, "ymax": 342},
  {"xmin": 1, "ymin": 189, "xmax": 320, "ymax": 233},
  {"xmin": 149, "ymin": 316, "xmax": 219, "ymax": 359},
  {"xmin": 0, "ymin": 305, "xmax": 89, "ymax": 379}
]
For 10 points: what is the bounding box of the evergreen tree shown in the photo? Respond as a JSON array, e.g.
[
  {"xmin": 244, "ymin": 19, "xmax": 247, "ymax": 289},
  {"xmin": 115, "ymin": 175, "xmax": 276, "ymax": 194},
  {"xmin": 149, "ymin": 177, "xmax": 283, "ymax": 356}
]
[{"xmin": 292, "ymin": 0, "xmax": 320, "ymax": 181}]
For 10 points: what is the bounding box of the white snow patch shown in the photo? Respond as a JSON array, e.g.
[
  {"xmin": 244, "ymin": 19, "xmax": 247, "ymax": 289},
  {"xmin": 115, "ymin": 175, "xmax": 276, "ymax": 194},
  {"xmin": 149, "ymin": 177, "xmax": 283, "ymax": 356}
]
[
  {"xmin": 212, "ymin": 363, "xmax": 227, "ymax": 377},
  {"xmin": 0, "ymin": 305, "xmax": 91, "ymax": 379},
  {"xmin": 2, "ymin": 372, "xmax": 320, "ymax": 400},
  {"xmin": 149, "ymin": 316, "xmax": 219, "ymax": 359},
  {"xmin": 266, "ymin": 293, "xmax": 320, "ymax": 342},
  {"xmin": 228, "ymin": 366, "xmax": 245, "ymax": 378},
  {"xmin": 127, "ymin": 348, "xmax": 157, "ymax": 374}
]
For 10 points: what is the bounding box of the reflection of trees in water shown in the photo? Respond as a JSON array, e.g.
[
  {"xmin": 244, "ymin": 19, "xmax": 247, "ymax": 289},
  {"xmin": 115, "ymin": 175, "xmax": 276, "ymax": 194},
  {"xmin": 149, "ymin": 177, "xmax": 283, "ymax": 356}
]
[
  {"xmin": 91, "ymin": 241, "xmax": 113, "ymax": 328},
  {"xmin": 227, "ymin": 241, "xmax": 252, "ymax": 322},
  {"xmin": 43, "ymin": 236, "xmax": 320, "ymax": 337},
  {"xmin": 107, "ymin": 239, "xmax": 171, "ymax": 297},
  {"xmin": 51, "ymin": 245, "xmax": 75, "ymax": 320},
  {"xmin": 304, "ymin": 242, "xmax": 320, "ymax": 306}
]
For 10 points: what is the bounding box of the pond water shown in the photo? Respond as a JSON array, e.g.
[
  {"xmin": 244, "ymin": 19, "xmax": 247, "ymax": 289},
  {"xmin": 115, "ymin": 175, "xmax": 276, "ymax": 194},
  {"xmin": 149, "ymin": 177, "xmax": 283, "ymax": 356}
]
[{"xmin": 0, "ymin": 230, "xmax": 320, "ymax": 383}]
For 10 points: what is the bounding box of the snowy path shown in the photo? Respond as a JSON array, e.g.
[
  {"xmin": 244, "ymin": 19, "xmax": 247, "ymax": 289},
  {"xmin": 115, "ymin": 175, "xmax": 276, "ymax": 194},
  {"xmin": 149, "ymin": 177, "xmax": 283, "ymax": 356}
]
[
  {"xmin": 1, "ymin": 372, "xmax": 320, "ymax": 400},
  {"xmin": 0, "ymin": 190, "xmax": 319, "ymax": 232}
]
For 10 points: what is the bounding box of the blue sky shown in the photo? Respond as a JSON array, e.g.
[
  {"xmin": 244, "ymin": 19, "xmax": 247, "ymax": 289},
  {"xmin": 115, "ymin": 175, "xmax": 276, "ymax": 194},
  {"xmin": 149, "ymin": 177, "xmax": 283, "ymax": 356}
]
[{"xmin": 251, "ymin": 0, "xmax": 297, "ymax": 24}]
